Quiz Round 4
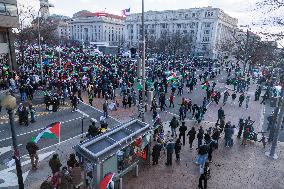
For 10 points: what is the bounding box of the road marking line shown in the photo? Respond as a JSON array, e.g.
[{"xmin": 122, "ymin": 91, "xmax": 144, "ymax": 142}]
[
  {"xmin": 80, "ymin": 100, "xmax": 122, "ymax": 123},
  {"xmin": 76, "ymin": 109, "xmax": 90, "ymax": 117},
  {"xmin": 0, "ymin": 116, "xmax": 83, "ymax": 142}
]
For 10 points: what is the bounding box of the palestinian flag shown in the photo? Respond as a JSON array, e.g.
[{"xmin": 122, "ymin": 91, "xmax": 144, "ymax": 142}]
[
  {"xmin": 201, "ymin": 81, "xmax": 209, "ymax": 90},
  {"xmin": 32, "ymin": 122, "xmax": 61, "ymax": 143},
  {"xmin": 167, "ymin": 72, "xmax": 177, "ymax": 82}
]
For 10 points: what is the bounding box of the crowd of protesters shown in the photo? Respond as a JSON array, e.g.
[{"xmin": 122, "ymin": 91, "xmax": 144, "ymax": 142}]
[{"xmin": 1, "ymin": 42, "xmax": 280, "ymax": 189}]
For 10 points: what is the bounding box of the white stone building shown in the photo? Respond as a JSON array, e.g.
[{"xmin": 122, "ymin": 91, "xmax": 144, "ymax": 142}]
[
  {"xmin": 70, "ymin": 12, "xmax": 125, "ymax": 46},
  {"xmin": 57, "ymin": 20, "xmax": 71, "ymax": 40},
  {"xmin": 125, "ymin": 6, "xmax": 238, "ymax": 58}
]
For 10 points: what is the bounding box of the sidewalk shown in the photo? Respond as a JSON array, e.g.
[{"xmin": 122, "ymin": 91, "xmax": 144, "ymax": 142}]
[
  {"xmin": 24, "ymin": 136, "xmax": 83, "ymax": 189},
  {"xmin": 122, "ymin": 84, "xmax": 284, "ymax": 189}
]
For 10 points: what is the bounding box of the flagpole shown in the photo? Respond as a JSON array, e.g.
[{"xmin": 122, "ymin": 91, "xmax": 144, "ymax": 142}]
[{"xmin": 58, "ymin": 122, "xmax": 61, "ymax": 144}]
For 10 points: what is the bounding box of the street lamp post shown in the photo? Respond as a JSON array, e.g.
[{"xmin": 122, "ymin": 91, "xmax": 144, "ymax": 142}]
[
  {"xmin": 141, "ymin": 0, "xmax": 146, "ymax": 122},
  {"xmin": 266, "ymin": 78, "xmax": 284, "ymax": 159},
  {"xmin": 80, "ymin": 117, "xmax": 85, "ymax": 143},
  {"xmin": 37, "ymin": 11, "xmax": 43, "ymax": 82},
  {"xmin": 1, "ymin": 93, "xmax": 24, "ymax": 188},
  {"xmin": 56, "ymin": 46, "xmax": 62, "ymax": 70}
]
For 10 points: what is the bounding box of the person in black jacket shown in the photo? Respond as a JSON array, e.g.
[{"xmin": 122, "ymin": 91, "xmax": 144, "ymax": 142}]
[
  {"xmin": 174, "ymin": 139, "xmax": 182, "ymax": 162},
  {"xmin": 198, "ymin": 162, "xmax": 210, "ymax": 189},
  {"xmin": 197, "ymin": 126, "xmax": 204, "ymax": 147},
  {"xmin": 216, "ymin": 107, "xmax": 224, "ymax": 124},
  {"xmin": 152, "ymin": 143, "xmax": 162, "ymax": 165},
  {"xmin": 187, "ymin": 126, "xmax": 196, "ymax": 149},
  {"xmin": 26, "ymin": 141, "xmax": 39, "ymax": 169},
  {"xmin": 179, "ymin": 122, "xmax": 187, "ymax": 145},
  {"xmin": 237, "ymin": 119, "xmax": 244, "ymax": 138}
]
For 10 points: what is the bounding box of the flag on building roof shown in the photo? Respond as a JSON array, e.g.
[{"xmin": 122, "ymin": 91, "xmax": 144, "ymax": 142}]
[
  {"xmin": 122, "ymin": 8, "xmax": 131, "ymax": 17},
  {"xmin": 96, "ymin": 12, "xmax": 107, "ymax": 17},
  {"xmin": 32, "ymin": 122, "xmax": 61, "ymax": 143}
]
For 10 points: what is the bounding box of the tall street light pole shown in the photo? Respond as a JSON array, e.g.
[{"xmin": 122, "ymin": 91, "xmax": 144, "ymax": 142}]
[
  {"xmin": 2, "ymin": 93, "xmax": 24, "ymax": 188},
  {"xmin": 244, "ymin": 28, "xmax": 249, "ymax": 76},
  {"xmin": 141, "ymin": 0, "xmax": 146, "ymax": 122},
  {"xmin": 37, "ymin": 10, "xmax": 43, "ymax": 81},
  {"xmin": 266, "ymin": 74, "xmax": 284, "ymax": 159}
]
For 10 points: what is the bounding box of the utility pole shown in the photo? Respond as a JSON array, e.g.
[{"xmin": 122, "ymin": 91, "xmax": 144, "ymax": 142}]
[
  {"xmin": 266, "ymin": 73, "xmax": 284, "ymax": 159},
  {"xmin": 37, "ymin": 12, "xmax": 43, "ymax": 81},
  {"xmin": 141, "ymin": 0, "xmax": 146, "ymax": 122},
  {"xmin": 244, "ymin": 28, "xmax": 249, "ymax": 76}
]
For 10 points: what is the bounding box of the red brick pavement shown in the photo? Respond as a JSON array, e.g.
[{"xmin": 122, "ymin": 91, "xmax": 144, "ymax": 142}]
[{"xmin": 122, "ymin": 84, "xmax": 284, "ymax": 189}]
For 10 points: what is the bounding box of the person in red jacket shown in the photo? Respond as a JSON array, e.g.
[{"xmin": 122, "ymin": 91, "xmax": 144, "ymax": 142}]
[{"xmin": 169, "ymin": 93, "xmax": 175, "ymax": 108}]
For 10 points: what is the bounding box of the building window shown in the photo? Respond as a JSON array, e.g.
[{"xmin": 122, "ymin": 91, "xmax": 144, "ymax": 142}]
[
  {"xmin": 190, "ymin": 30, "xmax": 195, "ymax": 34},
  {"xmin": 205, "ymin": 23, "xmax": 211, "ymax": 27},
  {"xmin": 192, "ymin": 13, "xmax": 196, "ymax": 17},
  {"xmin": 0, "ymin": 3, "xmax": 18, "ymax": 16},
  {"xmin": 204, "ymin": 30, "xmax": 210, "ymax": 34},
  {"xmin": 177, "ymin": 24, "xmax": 181, "ymax": 29},
  {"xmin": 0, "ymin": 3, "xmax": 5, "ymax": 14},
  {"xmin": 202, "ymin": 36, "xmax": 209, "ymax": 42}
]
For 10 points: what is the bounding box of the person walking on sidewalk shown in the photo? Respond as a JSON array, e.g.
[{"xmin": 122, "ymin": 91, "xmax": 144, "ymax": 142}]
[
  {"xmin": 237, "ymin": 119, "xmax": 245, "ymax": 139},
  {"xmin": 70, "ymin": 94, "xmax": 78, "ymax": 112},
  {"xmin": 170, "ymin": 116, "xmax": 179, "ymax": 138},
  {"xmin": 29, "ymin": 104, "xmax": 36, "ymax": 123},
  {"xmin": 239, "ymin": 93, "xmax": 245, "ymax": 107},
  {"xmin": 231, "ymin": 92, "xmax": 237, "ymax": 104},
  {"xmin": 88, "ymin": 93, "xmax": 94, "ymax": 106},
  {"xmin": 197, "ymin": 127, "xmax": 204, "ymax": 147},
  {"xmin": 67, "ymin": 153, "xmax": 78, "ymax": 169},
  {"xmin": 216, "ymin": 107, "xmax": 224, "ymax": 124},
  {"xmin": 49, "ymin": 154, "xmax": 62, "ymax": 175},
  {"xmin": 152, "ymin": 143, "xmax": 162, "ymax": 165},
  {"xmin": 187, "ymin": 126, "xmax": 196, "ymax": 149},
  {"xmin": 169, "ymin": 93, "xmax": 175, "ymax": 108},
  {"xmin": 174, "ymin": 138, "xmax": 182, "ymax": 162},
  {"xmin": 179, "ymin": 105, "xmax": 185, "ymax": 121},
  {"xmin": 245, "ymin": 95, "xmax": 250, "ymax": 109},
  {"xmin": 165, "ymin": 139, "xmax": 175, "ymax": 166},
  {"xmin": 179, "ymin": 121, "xmax": 187, "ymax": 145},
  {"xmin": 223, "ymin": 91, "xmax": 230, "ymax": 105},
  {"xmin": 103, "ymin": 101, "xmax": 108, "ymax": 118},
  {"xmin": 70, "ymin": 163, "xmax": 82, "ymax": 189},
  {"xmin": 26, "ymin": 141, "xmax": 39, "ymax": 170},
  {"xmin": 198, "ymin": 162, "xmax": 210, "ymax": 189},
  {"xmin": 59, "ymin": 167, "xmax": 72, "ymax": 189}
]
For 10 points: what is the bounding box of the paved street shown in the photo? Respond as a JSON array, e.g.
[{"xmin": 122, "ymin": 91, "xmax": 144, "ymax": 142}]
[{"xmin": 0, "ymin": 100, "xmax": 121, "ymax": 188}]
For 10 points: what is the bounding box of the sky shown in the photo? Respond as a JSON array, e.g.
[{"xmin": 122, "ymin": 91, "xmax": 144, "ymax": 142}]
[
  {"xmin": 40, "ymin": 0, "xmax": 259, "ymax": 25},
  {"xmin": 19, "ymin": 0, "xmax": 284, "ymax": 45}
]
